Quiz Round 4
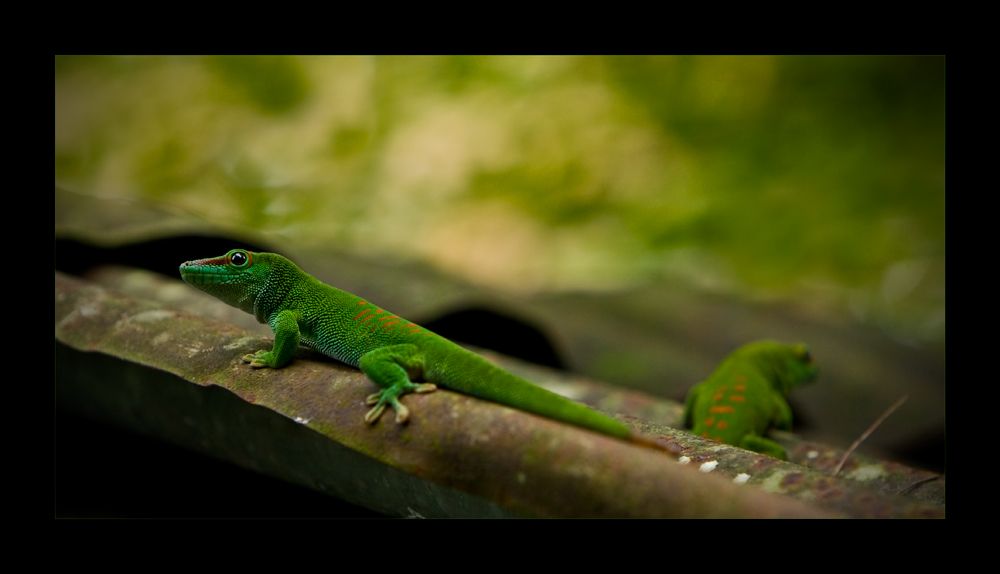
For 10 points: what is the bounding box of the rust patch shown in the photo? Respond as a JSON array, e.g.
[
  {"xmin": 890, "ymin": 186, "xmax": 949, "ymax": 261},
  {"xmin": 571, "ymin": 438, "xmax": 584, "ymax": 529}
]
[
  {"xmin": 813, "ymin": 477, "xmax": 846, "ymax": 502},
  {"xmin": 780, "ymin": 472, "xmax": 806, "ymax": 488}
]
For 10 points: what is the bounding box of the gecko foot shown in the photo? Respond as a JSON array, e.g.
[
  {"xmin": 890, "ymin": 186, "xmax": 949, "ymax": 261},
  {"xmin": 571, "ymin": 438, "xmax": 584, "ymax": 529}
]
[
  {"xmin": 242, "ymin": 350, "xmax": 278, "ymax": 368},
  {"xmin": 364, "ymin": 383, "xmax": 437, "ymax": 424}
]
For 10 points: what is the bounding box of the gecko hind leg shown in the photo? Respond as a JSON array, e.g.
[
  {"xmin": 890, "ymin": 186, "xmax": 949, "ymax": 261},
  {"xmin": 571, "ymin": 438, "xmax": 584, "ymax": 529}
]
[{"xmin": 359, "ymin": 344, "xmax": 437, "ymax": 424}]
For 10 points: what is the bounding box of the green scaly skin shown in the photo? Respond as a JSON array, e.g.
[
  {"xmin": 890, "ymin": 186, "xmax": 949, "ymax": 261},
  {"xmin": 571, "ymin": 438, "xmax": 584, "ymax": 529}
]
[
  {"xmin": 683, "ymin": 341, "xmax": 818, "ymax": 460},
  {"xmin": 179, "ymin": 249, "xmax": 632, "ymax": 441}
]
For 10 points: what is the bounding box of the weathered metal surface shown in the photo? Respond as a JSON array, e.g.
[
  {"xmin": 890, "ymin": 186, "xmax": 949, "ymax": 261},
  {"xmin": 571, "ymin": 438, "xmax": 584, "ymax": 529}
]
[
  {"xmin": 665, "ymin": 435, "xmax": 944, "ymax": 518},
  {"xmin": 56, "ymin": 342, "xmax": 514, "ymax": 518},
  {"xmin": 782, "ymin": 436, "xmax": 945, "ymax": 507},
  {"xmin": 57, "ymin": 270, "xmax": 846, "ymax": 518},
  {"xmin": 57, "ymin": 269, "xmax": 946, "ymax": 517}
]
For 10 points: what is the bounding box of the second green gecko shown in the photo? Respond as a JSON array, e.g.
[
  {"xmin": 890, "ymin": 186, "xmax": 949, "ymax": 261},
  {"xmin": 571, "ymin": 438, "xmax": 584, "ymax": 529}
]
[
  {"xmin": 683, "ymin": 341, "xmax": 818, "ymax": 460},
  {"xmin": 180, "ymin": 249, "xmax": 634, "ymax": 441}
]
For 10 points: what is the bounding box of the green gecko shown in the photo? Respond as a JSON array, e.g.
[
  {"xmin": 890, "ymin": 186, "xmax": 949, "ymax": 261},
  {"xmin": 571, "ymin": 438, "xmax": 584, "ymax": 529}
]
[
  {"xmin": 179, "ymin": 249, "xmax": 638, "ymax": 443},
  {"xmin": 683, "ymin": 341, "xmax": 817, "ymax": 460}
]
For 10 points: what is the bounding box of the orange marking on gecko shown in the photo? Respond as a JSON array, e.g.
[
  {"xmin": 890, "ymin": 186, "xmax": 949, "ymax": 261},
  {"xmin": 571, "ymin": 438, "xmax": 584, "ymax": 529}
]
[
  {"xmin": 377, "ymin": 316, "xmax": 400, "ymax": 328},
  {"xmin": 709, "ymin": 406, "xmax": 735, "ymax": 414},
  {"xmin": 730, "ymin": 395, "xmax": 746, "ymax": 402},
  {"xmin": 358, "ymin": 310, "xmax": 389, "ymax": 327},
  {"xmin": 716, "ymin": 421, "xmax": 728, "ymax": 430},
  {"xmin": 734, "ymin": 384, "xmax": 746, "ymax": 391}
]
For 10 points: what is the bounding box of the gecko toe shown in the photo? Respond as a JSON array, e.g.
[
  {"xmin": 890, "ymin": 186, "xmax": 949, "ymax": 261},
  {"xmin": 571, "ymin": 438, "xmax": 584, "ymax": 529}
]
[
  {"xmin": 394, "ymin": 403, "xmax": 410, "ymax": 424},
  {"xmin": 364, "ymin": 403, "xmax": 387, "ymax": 424}
]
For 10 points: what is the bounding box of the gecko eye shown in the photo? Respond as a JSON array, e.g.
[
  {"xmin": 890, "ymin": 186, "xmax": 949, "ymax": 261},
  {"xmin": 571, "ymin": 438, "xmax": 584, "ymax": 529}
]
[
  {"xmin": 230, "ymin": 251, "xmax": 249, "ymax": 267},
  {"xmin": 793, "ymin": 345, "xmax": 812, "ymax": 364}
]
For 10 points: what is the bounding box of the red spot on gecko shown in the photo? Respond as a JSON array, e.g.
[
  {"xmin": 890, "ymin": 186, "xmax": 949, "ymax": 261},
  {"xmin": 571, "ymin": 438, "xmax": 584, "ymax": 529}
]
[
  {"xmin": 730, "ymin": 395, "xmax": 746, "ymax": 402},
  {"xmin": 716, "ymin": 421, "xmax": 728, "ymax": 430},
  {"xmin": 709, "ymin": 406, "xmax": 735, "ymax": 414}
]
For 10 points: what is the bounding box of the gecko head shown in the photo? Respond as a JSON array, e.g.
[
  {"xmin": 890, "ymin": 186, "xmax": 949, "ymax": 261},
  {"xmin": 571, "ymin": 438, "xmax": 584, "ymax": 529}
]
[
  {"xmin": 783, "ymin": 342, "xmax": 818, "ymax": 389},
  {"xmin": 736, "ymin": 340, "xmax": 818, "ymax": 394},
  {"xmin": 179, "ymin": 249, "xmax": 273, "ymax": 313},
  {"xmin": 179, "ymin": 249, "xmax": 259, "ymax": 286}
]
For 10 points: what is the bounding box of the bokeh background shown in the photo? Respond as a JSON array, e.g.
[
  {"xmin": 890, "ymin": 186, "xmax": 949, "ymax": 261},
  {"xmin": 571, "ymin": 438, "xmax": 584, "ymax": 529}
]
[
  {"xmin": 55, "ymin": 55, "xmax": 944, "ymax": 340},
  {"xmin": 55, "ymin": 55, "xmax": 945, "ymax": 468}
]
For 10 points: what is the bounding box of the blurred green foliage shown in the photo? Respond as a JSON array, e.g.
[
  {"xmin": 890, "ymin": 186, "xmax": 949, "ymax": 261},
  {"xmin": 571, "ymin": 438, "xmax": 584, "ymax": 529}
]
[
  {"xmin": 205, "ymin": 56, "xmax": 310, "ymax": 114},
  {"xmin": 55, "ymin": 56, "xmax": 944, "ymax": 343}
]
